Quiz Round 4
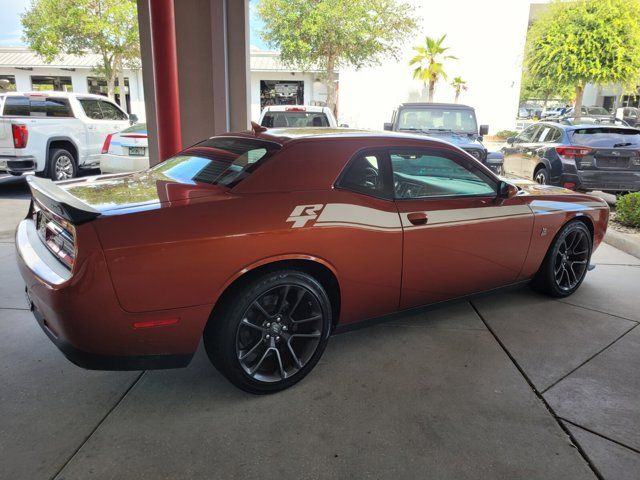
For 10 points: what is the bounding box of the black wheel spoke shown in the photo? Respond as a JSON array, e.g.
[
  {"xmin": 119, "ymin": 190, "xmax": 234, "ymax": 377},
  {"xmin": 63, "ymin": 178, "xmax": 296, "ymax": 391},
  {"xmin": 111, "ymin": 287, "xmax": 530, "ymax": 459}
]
[
  {"xmin": 552, "ymin": 227, "xmax": 590, "ymax": 292},
  {"xmin": 236, "ymin": 283, "xmax": 325, "ymax": 383}
]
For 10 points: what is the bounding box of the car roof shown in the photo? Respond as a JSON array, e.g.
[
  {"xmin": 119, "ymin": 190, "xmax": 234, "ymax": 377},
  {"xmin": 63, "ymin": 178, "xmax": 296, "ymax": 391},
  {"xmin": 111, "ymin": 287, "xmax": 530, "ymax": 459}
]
[
  {"xmin": 537, "ymin": 120, "xmax": 639, "ymax": 132},
  {"xmin": 263, "ymin": 105, "xmax": 327, "ymax": 113},
  {"xmin": 226, "ymin": 127, "xmax": 462, "ymax": 148},
  {"xmin": 398, "ymin": 102, "xmax": 474, "ymax": 110}
]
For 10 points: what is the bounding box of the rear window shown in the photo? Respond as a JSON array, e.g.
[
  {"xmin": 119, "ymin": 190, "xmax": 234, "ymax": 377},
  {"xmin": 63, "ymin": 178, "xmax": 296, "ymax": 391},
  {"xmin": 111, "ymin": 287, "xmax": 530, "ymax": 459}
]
[
  {"xmin": 121, "ymin": 123, "xmax": 147, "ymax": 135},
  {"xmin": 261, "ymin": 112, "xmax": 329, "ymax": 128},
  {"xmin": 2, "ymin": 96, "xmax": 73, "ymax": 117},
  {"xmin": 571, "ymin": 128, "xmax": 640, "ymax": 147},
  {"xmin": 149, "ymin": 137, "xmax": 280, "ymax": 187}
]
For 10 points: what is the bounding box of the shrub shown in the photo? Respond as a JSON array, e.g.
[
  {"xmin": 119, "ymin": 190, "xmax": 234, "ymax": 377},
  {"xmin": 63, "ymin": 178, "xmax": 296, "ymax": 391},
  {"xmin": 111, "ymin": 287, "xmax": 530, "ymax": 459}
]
[
  {"xmin": 495, "ymin": 130, "xmax": 518, "ymax": 139},
  {"xmin": 616, "ymin": 192, "xmax": 640, "ymax": 228}
]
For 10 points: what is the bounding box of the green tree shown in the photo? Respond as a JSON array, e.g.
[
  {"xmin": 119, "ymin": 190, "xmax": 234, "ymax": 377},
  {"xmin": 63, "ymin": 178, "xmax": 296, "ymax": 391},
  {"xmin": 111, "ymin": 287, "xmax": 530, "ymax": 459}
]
[
  {"xmin": 520, "ymin": 71, "xmax": 574, "ymax": 107},
  {"xmin": 409, "ymin": 35, "xmax": 457, "ymax": 102},
  {"xmin": 257, "ymin": 0, "xmax": 417, "ymax": 114},
  {"xmin": 22, "ymin": 0, "xmax": 139, "ymax": 103},
  {"xmin": 525, "ymin": 0, "xmax": 640, "ymax": 119},
  {"xmin": 451, "ymin": 76, "xmax": 467, "ymax": 103}
]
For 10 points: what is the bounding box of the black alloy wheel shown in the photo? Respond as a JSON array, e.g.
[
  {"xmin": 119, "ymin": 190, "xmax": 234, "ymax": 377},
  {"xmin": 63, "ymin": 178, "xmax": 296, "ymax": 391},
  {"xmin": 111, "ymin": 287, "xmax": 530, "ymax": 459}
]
[
  {"xmin": 204, "ymin": 270, "xmax": 331, "ymax": 394},
  {"xmin": 532, "ymin": 221, "xmax": 592, "ymax": 297}
]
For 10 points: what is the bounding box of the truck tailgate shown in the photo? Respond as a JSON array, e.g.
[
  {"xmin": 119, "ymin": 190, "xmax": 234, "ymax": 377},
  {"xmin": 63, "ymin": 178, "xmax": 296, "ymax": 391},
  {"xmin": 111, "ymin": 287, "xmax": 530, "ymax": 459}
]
[{"xmin": 0, "ymin": 119, "xmax": 16, "ymax": 154}]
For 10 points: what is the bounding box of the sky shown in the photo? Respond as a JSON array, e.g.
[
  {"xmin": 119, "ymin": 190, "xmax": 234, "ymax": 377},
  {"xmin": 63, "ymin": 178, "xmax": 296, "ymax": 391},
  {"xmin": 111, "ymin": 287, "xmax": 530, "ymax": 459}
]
[{"xmin": 0, "ymin": 0, "xmax": 270, "ymax": 50}]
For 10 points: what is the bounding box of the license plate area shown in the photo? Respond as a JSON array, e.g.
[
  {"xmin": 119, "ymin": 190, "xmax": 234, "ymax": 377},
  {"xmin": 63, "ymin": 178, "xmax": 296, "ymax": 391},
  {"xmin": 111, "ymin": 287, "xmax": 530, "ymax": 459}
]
[
  {"xmin": 128, "ymin": 147, "xmax": 146, "ymax": 156},
  {"xmin": 595, "ymin": 157, "xmax": 630, "ymax": 169}
]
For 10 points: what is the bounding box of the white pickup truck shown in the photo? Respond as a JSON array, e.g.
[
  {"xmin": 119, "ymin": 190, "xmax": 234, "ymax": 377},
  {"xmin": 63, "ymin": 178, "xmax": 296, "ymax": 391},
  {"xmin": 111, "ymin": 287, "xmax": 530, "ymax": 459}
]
[{"xmin": 0, "ymin": 92, "xmax": 134, "ymax": 180}]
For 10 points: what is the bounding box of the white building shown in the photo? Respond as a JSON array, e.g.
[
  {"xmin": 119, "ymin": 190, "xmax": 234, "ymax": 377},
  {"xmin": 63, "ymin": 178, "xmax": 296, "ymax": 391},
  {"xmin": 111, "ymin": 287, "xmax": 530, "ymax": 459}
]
[{"xmin": 0, "ymin": 47, "xmax": 146, "ymax": 120}]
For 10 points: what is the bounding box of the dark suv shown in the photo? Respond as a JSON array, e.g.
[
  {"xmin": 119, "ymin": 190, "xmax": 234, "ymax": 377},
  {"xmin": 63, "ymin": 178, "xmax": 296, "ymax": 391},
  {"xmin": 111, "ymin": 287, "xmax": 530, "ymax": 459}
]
[
  {"xmin": 502, "ymin": 121, "xmax": 640, "ymax": 193},
  {"xmin": 384, "ymin": 103, "xmax": 503, "ymax": 174}
]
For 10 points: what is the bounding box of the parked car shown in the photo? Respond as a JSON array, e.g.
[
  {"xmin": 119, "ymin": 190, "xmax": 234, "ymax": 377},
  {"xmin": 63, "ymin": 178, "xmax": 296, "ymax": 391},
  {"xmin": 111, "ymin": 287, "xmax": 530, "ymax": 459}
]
[
  {"xmin": 258, "ymin": 105, "xmax": 338, "ymax": 128},
  {"xmin": 17, "ymin": 126, "xmax": 608, "ymax": 393},
  {"xmin": 502, "ymin": 121, "xmax": 640, "ymax": 193},
  {"xmin": 100, "ymin": 123, "xmax": 148, "ymax": 174},
  {"xmin": 384, "ymin": 102, "xmax": 503, "ymax": 174},
  {"xmin": 541, "ymin": 105, "xmax": 566, "ymax": 118},
  {"xmin": 616, "ymin": 107, "xmax": 640, "ymax": 128},
  {"xmin": 0, "ymin": 91, "xmax": 136, "ymax": 180},
  {"xmin": 517, "ymin": 107, "xmax": 531, "ymax": 119}
]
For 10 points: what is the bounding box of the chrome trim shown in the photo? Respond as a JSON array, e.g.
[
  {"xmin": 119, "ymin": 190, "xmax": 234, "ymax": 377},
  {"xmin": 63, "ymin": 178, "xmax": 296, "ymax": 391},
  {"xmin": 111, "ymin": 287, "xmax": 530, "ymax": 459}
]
[{"xmin": 16, "ymin": 220, "xmax": 72, "ymax": 286}]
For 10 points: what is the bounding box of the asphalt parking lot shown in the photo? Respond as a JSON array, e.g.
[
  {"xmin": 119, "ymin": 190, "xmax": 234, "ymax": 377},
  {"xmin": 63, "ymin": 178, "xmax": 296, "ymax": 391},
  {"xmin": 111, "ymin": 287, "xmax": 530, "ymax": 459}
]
[{"xmin": 1, "ymin": 175, "xmax": 639, "ymax": 479}]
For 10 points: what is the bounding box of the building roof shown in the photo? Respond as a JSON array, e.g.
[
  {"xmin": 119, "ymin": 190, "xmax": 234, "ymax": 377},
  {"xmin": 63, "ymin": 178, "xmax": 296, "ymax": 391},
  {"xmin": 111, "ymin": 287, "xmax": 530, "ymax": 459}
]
[
  {"xmin": 0, "ymin": 47, "xmax": 102, "ymax": 69},
  {"xmin": 0, "ymin": 46, "xmax": 320, "ymax": 74}
]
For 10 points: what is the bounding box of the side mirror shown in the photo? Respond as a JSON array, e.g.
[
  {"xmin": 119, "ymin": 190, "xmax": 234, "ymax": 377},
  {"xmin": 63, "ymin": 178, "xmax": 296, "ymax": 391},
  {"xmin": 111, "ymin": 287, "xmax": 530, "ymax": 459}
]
[
  {"xmin": 339, "ymin": 123, "xmax": 349, "ymax": 128},
  {"xmin": 129, "ymin": 113, "xmax": 139, "ymax": 125},
  {"xmin": 506, "ymin": 136, "xmax": 515, "ymax": 145},
  {"xmin": 497, "ymin": 180, "xmax": 518, "ymax": 199},
  {"xmin": 479, "ymin": 124, "xmax": 489, "ymax": 136},
  {"xmin": 383, "ymin": 122, "xmax": 393, "ymax": 131}
]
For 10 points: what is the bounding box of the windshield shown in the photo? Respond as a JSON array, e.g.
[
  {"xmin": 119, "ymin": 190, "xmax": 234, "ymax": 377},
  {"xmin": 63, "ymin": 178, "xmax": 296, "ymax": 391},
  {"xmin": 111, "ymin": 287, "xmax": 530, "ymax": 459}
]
[
  {"xmin": 587, "ymin": 107, "xmax": 609, "ymax": 115},
  {"xmin": 261, "ymin": 112, "xmax": 329, "ymax": 128},
  {"xmin": 149, "ymin": 136, "xmax": 280, "ymax": 187},
  {"xmin": 397, "ymin": 107, "xmax": 478, "ymax": 133},
  {"xmin": 571, "ymin": 128, "xmax": 640, "ymax": 147}
]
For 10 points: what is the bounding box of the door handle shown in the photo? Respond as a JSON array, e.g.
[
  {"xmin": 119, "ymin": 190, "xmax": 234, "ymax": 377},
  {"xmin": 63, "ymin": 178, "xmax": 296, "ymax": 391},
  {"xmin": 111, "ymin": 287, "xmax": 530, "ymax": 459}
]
[{"xmin": 407, "ymin": 212, "xmax": 428, "ymax": 226}]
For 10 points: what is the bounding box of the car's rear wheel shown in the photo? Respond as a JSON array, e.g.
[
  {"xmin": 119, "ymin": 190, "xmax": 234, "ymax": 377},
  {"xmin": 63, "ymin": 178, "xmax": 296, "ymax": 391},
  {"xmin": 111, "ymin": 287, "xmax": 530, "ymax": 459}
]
[
  {"xmin": 532, "ymin": 221, "xmax": 592, "ymax": 297},
  {"xmin": 534, "ymin": 166, "xmax": 548, "ymax": 185},
  {"xmin": 49, "ymin": 148, "xmax": 77, "ymax": 181},
  {"xmin": 204, "ymin": 270, "xmax": 332, "ymax": 394}
]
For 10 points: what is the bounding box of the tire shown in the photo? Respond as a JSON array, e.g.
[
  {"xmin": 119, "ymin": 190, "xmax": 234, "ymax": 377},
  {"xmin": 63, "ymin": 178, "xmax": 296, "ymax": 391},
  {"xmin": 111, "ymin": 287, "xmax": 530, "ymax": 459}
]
[
  {"xmin": 204, "ymin": 270, "xmax": 332, "ymax": 394},
  {"xmin": 48, "ymin": 148, "xmax": 77, "ymax": 181},
  {"xmin": 534, "ymin": 167, "xmax": 548, "ymax": 185},
  {"xmin": 531, "ymin": 221, "xmax": 592, "ymax": 298}
]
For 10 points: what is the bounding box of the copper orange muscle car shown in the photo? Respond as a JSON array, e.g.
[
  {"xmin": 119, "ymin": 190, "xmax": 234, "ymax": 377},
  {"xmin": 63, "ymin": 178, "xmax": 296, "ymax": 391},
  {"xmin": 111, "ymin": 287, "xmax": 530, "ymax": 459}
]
[{"xmin": 16, "ymin": 128, "xmax": 609, "ymax": 393}]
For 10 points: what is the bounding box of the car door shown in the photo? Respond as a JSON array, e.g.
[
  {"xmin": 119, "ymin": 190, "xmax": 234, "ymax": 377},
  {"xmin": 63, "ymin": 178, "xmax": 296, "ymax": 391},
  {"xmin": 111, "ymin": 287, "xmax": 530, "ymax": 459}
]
[
  {"xmin": 77, "ymin": 98, "xmax": 108, "ymax": 164},
  {"xmin": 503, "ymin": 124, "xmax": 539, "ymax": 177},
  {"xmin": 521, "ymin": 123, "xmax": 554, "ymax": 179},
  {"xmin": 390, "ymin": 147, "xmax": 534, "ymax": 309}
]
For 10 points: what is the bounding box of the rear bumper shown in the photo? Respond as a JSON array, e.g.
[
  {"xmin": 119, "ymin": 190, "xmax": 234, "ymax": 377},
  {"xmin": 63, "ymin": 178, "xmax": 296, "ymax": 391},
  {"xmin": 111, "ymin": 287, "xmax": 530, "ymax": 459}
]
[
  {"xmin": 15, "ymin": 218, "xmax": 205, "ymax": 371},
  {"xmin": 28, "ymin": 299, "xmax": 192, "ymax": 370},
  {"xmin": 0, "ymin": 155, "xmax": 36, "ymax": 174},
  {"xmin": 99, "ymin": 153, "xmax": 149, "ymax": 174},
  {"xmin": 561, "ymin": 171, "xmax": 640, "ymax": 192}
]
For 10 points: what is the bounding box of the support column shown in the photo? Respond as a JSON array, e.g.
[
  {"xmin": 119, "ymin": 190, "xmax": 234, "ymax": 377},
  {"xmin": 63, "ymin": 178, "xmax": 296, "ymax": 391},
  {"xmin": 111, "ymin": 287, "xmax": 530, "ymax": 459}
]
[
  {"xmin": 227, "ymin": 0, "xmax": 251, "ymax": 131},
  {"xmin": 148, "ymin": 0, "xmax": 182, "ymax": 161}
]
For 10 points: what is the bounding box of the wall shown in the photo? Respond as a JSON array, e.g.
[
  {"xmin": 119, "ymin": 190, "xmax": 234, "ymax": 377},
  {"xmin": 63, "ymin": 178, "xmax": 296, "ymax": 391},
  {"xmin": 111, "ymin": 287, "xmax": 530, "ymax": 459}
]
[
  {"xmin": 0, "ymin": 66, "xmax": 146, "ymax": 121},
  {"xmin": 338, "ymin": 0, "xmax": 533, "ymax": 132}
]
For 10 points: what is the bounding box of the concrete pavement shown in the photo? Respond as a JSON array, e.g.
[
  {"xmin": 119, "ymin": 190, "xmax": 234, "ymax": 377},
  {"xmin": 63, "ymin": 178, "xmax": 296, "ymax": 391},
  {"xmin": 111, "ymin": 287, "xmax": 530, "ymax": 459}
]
[{"xmin": 1, "ymin": 176, "xmax": 639, "ymax": 479}]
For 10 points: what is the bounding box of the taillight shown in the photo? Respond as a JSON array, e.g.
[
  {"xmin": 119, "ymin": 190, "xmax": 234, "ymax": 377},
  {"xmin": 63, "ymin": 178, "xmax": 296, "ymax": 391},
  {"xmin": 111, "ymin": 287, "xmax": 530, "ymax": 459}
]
[
  {"xmin": 34, "ymin": 201, "xmax": 77, "ymax": 270},
  {"xmin": 12, "ymin": 124, "xmax": 28, "ymax": 148},
  {"xmin": 555, "ymin": 146, "xmax": 592, "ymax": 158},
  {"xmin": 285, "ymin": 107, "xmax": 306, "ymax": 112},
  {"xmin": 101, "ymin": 133, "xmax": 114, "ymax": 154}
]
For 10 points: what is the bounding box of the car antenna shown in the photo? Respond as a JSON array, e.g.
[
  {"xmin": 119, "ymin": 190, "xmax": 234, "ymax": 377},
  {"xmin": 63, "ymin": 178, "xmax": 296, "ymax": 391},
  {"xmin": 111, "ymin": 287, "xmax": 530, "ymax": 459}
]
[{"xmin": 251, "ymin": 121, "xmax": 267, "ymax": 136}]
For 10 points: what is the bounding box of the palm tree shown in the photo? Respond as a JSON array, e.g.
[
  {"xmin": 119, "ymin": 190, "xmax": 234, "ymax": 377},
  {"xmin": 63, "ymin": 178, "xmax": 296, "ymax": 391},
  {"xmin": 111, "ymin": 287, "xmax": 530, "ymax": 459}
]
[
  {"xmin": 451, "ymin": 76, "xmax": 467, "ymax": 103},
  {"xmin": 409, "ymin": 35, "xmax": 457, "ymax": 102}
]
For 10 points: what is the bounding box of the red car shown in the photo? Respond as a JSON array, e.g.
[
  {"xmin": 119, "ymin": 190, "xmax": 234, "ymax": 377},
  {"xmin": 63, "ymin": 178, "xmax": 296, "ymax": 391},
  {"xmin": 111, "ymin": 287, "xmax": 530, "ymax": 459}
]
[{"xmin": 16, "ymin": 127, "xmax": 609, "ymax": 393}]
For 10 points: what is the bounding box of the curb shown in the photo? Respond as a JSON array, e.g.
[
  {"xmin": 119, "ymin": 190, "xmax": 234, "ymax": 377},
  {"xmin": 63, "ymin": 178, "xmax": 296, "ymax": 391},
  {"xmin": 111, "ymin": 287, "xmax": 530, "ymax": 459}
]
[{"xmin": 603, "ymin": 229, "xmax": 640, "ymax": 259}]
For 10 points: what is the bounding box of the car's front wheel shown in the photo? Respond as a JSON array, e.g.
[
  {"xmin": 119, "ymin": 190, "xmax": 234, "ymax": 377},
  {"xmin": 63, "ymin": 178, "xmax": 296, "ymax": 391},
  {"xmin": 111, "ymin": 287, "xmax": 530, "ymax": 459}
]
[
  {"xmin": 204, "ymin": 270, "xmax": 332, "ymax": 394},
  {"xmin": 532, "ymin": 220, "xmax": 592, "ymax": 297}
]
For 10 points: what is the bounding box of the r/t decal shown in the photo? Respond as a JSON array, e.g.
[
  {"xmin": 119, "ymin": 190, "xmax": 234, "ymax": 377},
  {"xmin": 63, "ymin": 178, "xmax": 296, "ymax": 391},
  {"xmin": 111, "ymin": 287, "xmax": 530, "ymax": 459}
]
[{"xmin": 287, "ymin": 204, "xmax": 324, "ymax": 228}]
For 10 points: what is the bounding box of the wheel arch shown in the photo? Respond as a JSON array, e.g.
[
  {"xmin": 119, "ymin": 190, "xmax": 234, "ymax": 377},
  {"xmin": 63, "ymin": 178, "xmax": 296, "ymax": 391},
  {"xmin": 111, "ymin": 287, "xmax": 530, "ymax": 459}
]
[
  {"xmin": 47, "ymin": 137, "xmax": 79, "ymax": 165},
  {"xmin": 570, "ymin": 213, "xmax": 595, "ymax": 242},
  {"xmin": 209, "ymin": 255, "xmax": 342, "ymax": 331}
]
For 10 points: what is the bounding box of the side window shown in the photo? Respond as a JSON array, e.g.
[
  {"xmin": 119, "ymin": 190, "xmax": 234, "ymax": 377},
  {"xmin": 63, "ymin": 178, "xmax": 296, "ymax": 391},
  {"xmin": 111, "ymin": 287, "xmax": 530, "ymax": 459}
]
[
  {"xmin": 79, "ymin": 99, "xmax": 103, "ymax": 119},
  {"xmin": 515, "ymin": 125, "xmax": 539, "ymax": 143},
  {"xmin": 3, "ymin": 96, "xmax": 30, "ymax": 116},
  {"xmin": 99, "ymin": 100, "xmax": 127, "ymax": 120},
  {"xmin": 391, "ymin": 149, "xmax": 495, "ymax": 199},
  {"xmin": 536, "ymin": 126, "xmax": 552, "ymax": 142},
  {"xmin": 46, "ymin": 98, "xmax": 73, "ymax": 117},
  {"xmin": 547, "ymin": 127, "xmax": 562, "ymax": 143},
  {"xmin": 337, "ymin": 151, "xmax": 389, "ymax": 198}
]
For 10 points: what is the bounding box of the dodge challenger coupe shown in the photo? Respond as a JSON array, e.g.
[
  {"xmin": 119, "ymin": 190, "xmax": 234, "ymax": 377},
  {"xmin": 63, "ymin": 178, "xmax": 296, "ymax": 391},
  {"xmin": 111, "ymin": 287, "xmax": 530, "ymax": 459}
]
[{"xmin": 16, "ymin": 127, "xmax": 609, "ymax": 393}]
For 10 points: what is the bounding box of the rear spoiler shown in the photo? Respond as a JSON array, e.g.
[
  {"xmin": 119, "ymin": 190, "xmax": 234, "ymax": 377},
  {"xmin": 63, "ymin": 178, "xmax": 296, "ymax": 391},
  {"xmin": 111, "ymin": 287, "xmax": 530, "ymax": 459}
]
[{"xmin": 27, "ymin": 176, "xmax": 100, "ymax": 224}]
